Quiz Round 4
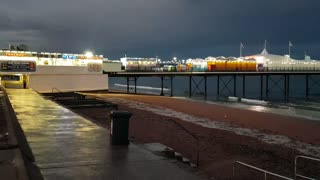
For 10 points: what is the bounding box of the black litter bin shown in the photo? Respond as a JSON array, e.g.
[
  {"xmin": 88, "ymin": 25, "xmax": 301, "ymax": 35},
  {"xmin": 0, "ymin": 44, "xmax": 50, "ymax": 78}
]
[{"xmin": 110, "ymin": 111, "xmax": 132, "ymax": 145}]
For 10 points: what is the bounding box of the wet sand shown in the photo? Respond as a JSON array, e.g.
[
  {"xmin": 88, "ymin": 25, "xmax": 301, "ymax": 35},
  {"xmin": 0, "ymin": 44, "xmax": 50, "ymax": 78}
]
[
  {"xmin": 76, "ymin": 93, "xmax": 320, "ymax": 179},
  {"xmin": 97, "ymin": 93, "xmax": 320, "ymax": 145}
]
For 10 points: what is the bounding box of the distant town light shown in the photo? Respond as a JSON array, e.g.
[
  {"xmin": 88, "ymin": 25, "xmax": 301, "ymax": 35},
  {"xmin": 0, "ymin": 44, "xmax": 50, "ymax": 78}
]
[{"xmin": 85, "ymin": 51, "xmax": 93, "ymax": 58}]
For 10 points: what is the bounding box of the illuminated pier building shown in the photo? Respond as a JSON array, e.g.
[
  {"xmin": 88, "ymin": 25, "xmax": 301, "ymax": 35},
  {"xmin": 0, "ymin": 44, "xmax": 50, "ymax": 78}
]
[{"xmin": 0, "ymin": 50, "xmax": 108, "ymax": 92}]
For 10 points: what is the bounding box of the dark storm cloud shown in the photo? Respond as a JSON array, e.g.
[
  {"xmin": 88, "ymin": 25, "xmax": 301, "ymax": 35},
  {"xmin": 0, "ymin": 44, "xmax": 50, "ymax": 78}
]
[{"xmin": 1, "ymin": 0, "xmax": 320, "ymax": 59}]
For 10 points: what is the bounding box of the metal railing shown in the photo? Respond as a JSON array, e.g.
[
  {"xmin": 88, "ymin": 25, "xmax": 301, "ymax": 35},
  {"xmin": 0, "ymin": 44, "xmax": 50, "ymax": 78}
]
[
  {"xmin": 52, "ymin": 87, "xmax": 63, "ymax": 93},
  {"xmin": 295, "ymin": 155, "xmax": 320, "ymax": 180},
  {"xmin": 233, "ymin": 161, "xmax": 294, "ymax": 180},
  {"xmin": 167, "ymin": 119, "xmax": 200, "ymax": 167}
]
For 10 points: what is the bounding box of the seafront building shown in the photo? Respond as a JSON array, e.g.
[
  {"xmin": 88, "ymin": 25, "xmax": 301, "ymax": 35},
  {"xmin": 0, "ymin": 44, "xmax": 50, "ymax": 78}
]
[
  {"xmin": 120, "ymin": 57, "xmax": 157, "ymax": 71},
  {"xmin": 245, "ymin": 49, "xmax": 320, "ymax": 71},
  {"xmin": 0, "ymin": 50, "xmax": 108, "ymax": 91},
  {"xmin": 103, "ymin": 59, "xmax": 122, "ymax": 73}
]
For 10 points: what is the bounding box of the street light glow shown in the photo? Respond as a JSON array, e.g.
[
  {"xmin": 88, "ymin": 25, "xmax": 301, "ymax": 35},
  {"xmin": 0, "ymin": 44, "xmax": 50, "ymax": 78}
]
[{"xmin": 85, "ymin": 51, "xmax": 93, "ymax": 58}]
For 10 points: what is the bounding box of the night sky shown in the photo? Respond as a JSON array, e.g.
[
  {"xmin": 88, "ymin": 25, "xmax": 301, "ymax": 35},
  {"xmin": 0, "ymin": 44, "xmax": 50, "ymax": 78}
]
[{"xmin": 1, "ymin": 0, "xmax": 320, "ymax": 60}]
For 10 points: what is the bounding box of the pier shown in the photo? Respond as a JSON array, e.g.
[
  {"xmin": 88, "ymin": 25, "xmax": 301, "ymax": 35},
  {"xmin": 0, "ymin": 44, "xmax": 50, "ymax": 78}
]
[{"xmin": 108, "ymin": 71, "xmax": 320, "ymax": 101}]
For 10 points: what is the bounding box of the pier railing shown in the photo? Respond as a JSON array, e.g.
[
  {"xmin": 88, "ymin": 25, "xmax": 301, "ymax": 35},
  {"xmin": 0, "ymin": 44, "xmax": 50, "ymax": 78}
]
[
  {"xmin": 295, "ymin": 155, "xmax": 320, "ymax": 180},
  {"xmin": 52, "ymin": 87, "xmax": 63, "ymax": 93}
]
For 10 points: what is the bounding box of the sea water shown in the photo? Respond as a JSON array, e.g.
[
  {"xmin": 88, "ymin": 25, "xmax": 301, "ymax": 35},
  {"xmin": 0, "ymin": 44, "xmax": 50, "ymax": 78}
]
[{"xmin": 108, "ymin": 76, "xmax": 320, "ymax": 121}]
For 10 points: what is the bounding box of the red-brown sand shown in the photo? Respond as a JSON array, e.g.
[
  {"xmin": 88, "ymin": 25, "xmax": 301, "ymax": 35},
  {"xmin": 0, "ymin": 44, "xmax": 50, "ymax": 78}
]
[
  {"xmin": 97, "ymin": 93, "xmax": 320, "ymax": 145},
  {"xmin": 75, "ymin": 93, "xmax": 320, "ymax": 179}
]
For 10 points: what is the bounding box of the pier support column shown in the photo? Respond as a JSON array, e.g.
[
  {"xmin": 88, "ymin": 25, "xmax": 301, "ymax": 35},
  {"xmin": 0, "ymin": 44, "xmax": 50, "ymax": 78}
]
[
  {"xmin": 260, "ymin": 75, "xmax": 263, "ymax": 100},
  {"xmin": 126, "ymin": 77, "xmax": 129, "ymax": 94},
  {"xmin": 189, "ymin": 76, "xmax": 192, "ymax": 97},
  {"xmin": 134, "ymin": 77, "xmax": 137, "ymax": 94},
  {"xmin": 233, "ymin": 75, "xmax": 236, "ymax": 97},
  {"xmin": 170, "ymin": 76, "xmax": 173, "ymax": 97},
  {"xmin": 160, "ymin": 76, "xmax": 164, "ymax": 96},
  {"xmin": 242, "ymin": 75, "xmax": 246, "ymax": 98},
  {"xmin": 287, "ymin": 75, "xmax": 290, "ymax": 99},
  {"xmin": 306, "ymin": 74, "xmax": 309, "ymax": 98},
  {"xmin": 284, "ymin": 75, "xmax": 287, "ymax": 101},
  {"xmin": 266, "ymin": 75, "xmax": 269, "ymax": 99},
  {"xmin": 204, "ymin": 76, "xmax": 207, "ymax": 100},
  {"xmin": 217, "ymin": 75, "xmax": 220, "ymax": 97}
]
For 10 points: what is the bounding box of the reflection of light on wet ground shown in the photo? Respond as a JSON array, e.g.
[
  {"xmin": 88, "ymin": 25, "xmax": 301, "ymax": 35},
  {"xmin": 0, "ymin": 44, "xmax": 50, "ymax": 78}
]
[
  {"xmin": 175, "ymin": 97, "xmax": 320, "ymax": 121},
  {"xmin": 240, "ymin": 98, "xmax": 268, "ymax": 105},
  {"xmin": 8, "ymin": 89, "xmax": 102, "ymax": 141},
  {"xmin": 248, "ymin": 105, "xmax": 267, "ymax": 112}
]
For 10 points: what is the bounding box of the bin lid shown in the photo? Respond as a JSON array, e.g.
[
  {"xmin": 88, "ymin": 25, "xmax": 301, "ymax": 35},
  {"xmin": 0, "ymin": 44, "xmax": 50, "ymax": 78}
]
[{"xmin": 110, "ymin": 110, "xmax": 132, "ymax": 118}]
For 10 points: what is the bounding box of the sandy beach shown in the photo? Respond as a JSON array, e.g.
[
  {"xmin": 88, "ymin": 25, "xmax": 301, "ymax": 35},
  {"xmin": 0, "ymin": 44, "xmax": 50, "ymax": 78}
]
[{"xmin": 75, "ymin": 92, "xmax": 320, "ymax": 179}]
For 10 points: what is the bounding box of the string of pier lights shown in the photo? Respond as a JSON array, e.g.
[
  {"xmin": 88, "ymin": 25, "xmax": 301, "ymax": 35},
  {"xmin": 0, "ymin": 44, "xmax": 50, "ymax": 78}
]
[{"xmin": 157, "ymin": 57, "xmax": 186, "ymax": 64}]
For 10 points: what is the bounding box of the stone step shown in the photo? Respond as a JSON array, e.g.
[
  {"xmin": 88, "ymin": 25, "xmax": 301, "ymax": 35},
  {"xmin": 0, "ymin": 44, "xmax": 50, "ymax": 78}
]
[{"xmin": 141, "ymin": 143, "xmax": 197, "ymax": 168}]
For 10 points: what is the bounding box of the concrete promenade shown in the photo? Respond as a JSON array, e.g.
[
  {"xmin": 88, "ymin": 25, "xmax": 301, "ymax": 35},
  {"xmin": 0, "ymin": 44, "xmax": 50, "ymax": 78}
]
[{"xmin": 7, "ymin": 89, "xmax": 201, "ymax": 180}]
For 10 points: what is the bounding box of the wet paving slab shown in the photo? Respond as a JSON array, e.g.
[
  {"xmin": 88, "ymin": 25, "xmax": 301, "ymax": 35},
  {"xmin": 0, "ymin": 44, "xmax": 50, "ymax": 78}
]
[{"xmin": 7, "ymin": 89, "xmax": 202, "ymax": 180}]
